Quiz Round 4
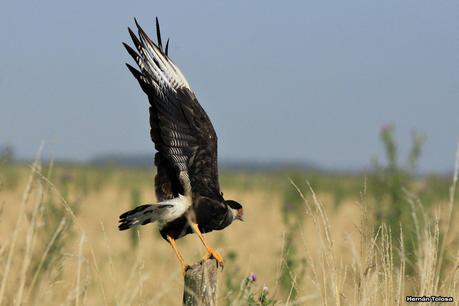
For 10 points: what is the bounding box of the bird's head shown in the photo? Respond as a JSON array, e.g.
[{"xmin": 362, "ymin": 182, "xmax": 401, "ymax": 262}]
[{"xmin": 225, "ymin": 200, "xmax": 244, "ymax": 222}]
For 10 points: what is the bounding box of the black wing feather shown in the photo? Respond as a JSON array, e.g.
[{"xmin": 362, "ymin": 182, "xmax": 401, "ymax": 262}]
[
  {"xmin": 155, "ymin": 17, "xmax": 163, "ymax": 50},
  {"xmin": 125, "ymin": 18, "xmax": 221, "ymax": 201},
  {"xmin": 165, "ymin": 39, "xmax": 170, "ymax": 56}
]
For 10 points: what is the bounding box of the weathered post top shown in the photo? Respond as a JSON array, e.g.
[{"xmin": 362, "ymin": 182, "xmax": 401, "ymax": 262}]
[{"xmin": 182, "ymin": 259, "xmax": 218, "ymax": 306}]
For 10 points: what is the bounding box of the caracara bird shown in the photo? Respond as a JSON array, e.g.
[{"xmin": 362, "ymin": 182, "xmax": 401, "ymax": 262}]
[{"xmin": 119, "ymin": 18, "xmax": 244, "ymax": 274}]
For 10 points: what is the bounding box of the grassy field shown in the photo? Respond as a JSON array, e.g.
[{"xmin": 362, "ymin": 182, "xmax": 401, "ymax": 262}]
[{"xmin": 0, "ymin": 157, "xmax": 458, "ymax": 305}]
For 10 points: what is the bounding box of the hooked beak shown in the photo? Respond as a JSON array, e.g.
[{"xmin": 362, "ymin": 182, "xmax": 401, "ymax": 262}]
[{"xmin": 236, "ymin": 208, "xmax": 244, "ymax": 222}]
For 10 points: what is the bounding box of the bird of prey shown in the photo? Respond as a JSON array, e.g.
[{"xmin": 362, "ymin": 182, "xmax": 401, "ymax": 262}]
[{"xmin": 119, "ymin": 18, "xmax": 244, "ymax": 274}]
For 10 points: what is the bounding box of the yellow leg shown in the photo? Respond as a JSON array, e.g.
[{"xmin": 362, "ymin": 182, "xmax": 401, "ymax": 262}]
[
  {"xmin": 190, "ymin": 223, "xmax": 224, "ymax": 268},
  {"xmin": 167, "ymin": 235, "xmax": 189, "ymax": 275}
]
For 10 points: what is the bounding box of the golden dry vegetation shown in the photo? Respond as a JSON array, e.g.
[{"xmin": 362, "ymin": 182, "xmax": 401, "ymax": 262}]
[{"xmin": 0, "ymin": 158, "xmax": 458, "ymax": 306}]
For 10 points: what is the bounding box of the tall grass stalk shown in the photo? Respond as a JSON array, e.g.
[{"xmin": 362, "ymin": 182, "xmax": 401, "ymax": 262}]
[
  {"xmin": 1, "ymin": 145, "xmax": 457, "ymax": 305},
  {"xmin": 75, "ymin": 233, "xmax": 86, "ymax": 306},
  {"xmin": 287, "ymin": 145, "xmax": 459, "ymax": 305},
  {"xmin": 437, "ymin": 142, "xmax": 459, "ymax": 276},
  {"xmin": 26, "ymin": 218, "xmax": 67, "ymax": 298},
  {"xmin": 0, "ymin": 147, "xmax": 42, "ymax": 305},
  {"xmin": 15, "ymin": 172, "xmax": 44, "ymax": 306}
]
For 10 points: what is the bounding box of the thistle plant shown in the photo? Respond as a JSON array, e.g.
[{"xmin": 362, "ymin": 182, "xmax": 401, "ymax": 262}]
[{"xmin": 370, "ymin": 125, "xmax": 425, "ymax": 272}]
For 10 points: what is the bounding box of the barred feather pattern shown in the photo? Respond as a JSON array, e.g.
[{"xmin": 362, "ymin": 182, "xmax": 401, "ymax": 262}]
[
  {"xmin": 118, "ymin": 195, "xmax": 190, "ymax": 230},
  {"xmin": 124, "ymin": 18, "xmax": 221, "ymax": 203}
]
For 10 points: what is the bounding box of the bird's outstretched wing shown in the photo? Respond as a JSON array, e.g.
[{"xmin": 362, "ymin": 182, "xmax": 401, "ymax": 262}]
[{"xmin": 124, "ymin": 18, "xmax": 221, "ymax": 200}]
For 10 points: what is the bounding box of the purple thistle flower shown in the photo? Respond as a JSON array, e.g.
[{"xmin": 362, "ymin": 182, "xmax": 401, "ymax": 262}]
[
  {"xmin": 285, "ymin": 202, "xmax": 295, "ymax": 211},
  {"xmin": 248, "ymin": 272, "xmax": 257, "ymax": 282}
]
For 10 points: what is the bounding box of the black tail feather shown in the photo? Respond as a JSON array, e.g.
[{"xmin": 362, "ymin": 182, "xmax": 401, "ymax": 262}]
[{"xmin": 118, "ymin": 204, "xmax": 153, "ymax": 231}]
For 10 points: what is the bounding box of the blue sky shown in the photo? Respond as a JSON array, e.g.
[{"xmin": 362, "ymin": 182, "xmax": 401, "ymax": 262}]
[{"xmin": 0, "ymin": 0, "xmax": 458, "ymax": 172}]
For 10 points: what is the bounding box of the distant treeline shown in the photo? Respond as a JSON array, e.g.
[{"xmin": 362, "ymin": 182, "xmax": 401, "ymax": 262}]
[{"xmin": 88, "ymin": 153, "xmax": 323, "ymax": 172}]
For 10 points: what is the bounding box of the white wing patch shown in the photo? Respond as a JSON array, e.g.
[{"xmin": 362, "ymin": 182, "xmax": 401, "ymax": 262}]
[{"xmin": 135, "ymin": 24, "xmax": 191, "ymax": 93}]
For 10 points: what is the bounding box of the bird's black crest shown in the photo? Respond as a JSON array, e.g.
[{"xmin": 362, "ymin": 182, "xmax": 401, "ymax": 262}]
[{"xmin": 225, "ymin": 200, "xmax": 243, "ymax": 210}]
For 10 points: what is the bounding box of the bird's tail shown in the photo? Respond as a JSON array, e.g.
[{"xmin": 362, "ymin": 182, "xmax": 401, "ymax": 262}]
[{"xmin": 118, "ymin": 204, "xmax": 160, "ymax": 230}]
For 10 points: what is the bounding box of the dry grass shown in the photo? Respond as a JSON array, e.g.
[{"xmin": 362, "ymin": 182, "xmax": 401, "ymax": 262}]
[{"xmin": 0, "ymin": 155, "xmax": 458, "ymax": 305}]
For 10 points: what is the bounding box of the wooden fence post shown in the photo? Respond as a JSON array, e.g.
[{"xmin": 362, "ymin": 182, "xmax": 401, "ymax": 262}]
[{"xmin": 182, "ymin": 259, "xmax": 218, "ymax": 306}]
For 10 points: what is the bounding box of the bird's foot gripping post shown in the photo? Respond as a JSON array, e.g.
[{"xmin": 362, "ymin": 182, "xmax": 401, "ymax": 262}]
[
  {"xmin": 183, "ymin": 258, "xmax": 218, "ymax": 306},
  {"xmin": 190, "ymin": 222, "xmax": 224, "ymax": 269},
  {"xmin": 202, "ymin": 248, "xmax": 224, "ymax": 267}
]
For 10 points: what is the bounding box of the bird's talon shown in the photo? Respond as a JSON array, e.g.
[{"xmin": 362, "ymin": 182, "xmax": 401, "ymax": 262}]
[{"xmin": 205, "ymin": 248, "xmax": 224, "ymax": 269}]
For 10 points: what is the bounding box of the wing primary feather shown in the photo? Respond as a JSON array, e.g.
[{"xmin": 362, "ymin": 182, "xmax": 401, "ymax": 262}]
[
  {"xmin": 123, "ymin": 43, "xmax": 142, "ymax": 67},
  {"xmin": 128, "ymin": 25, "xmax": 173, "ymax": 90},
  {"xmin": 155, "ymin": 17, "xmax": 163, "ymax": 50},
  {"xmin": 134, "ymin": 17, "xmax": 141, "ymax": 31},
  {"xmin": 136, "ymin": 27, "xmax": 177, "ymax": 89},
  {"xmin": 131, "ymin": 20, "xmax": 191, "ymax": 91},
  {"xmin": 134, "ymin": 22, "xmax": 166, "ymax": 68},
  {"xmin": 136, "ymin": 21, "xmax": 159, "ymax": 55},
  {"xmin": 165, "ymin": 38, "xmax": 170, "ymax": 56},
  {"xmin": 125, "ymin": 63, "xmax": 142, "ymax": 79},
  {"xmin": 126, "ymin": 63, "xmax": 161, "ymax": 93},
  {"xmin": 128, "ymin": 27, "xmax": 143, "ymax": 53}
]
